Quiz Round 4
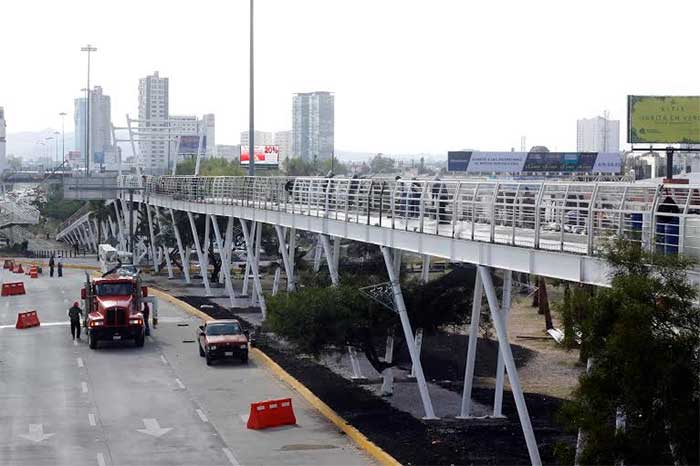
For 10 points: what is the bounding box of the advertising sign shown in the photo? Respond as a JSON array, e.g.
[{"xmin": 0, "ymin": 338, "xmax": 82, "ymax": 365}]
[
  {"xmin": 68, "ymin": 150, "xmax": 81, "ymax": 161},
  {"xmin": 240, "ymin": 145, "xmax": 280, "ymax": 166},
  {"xmin": 447, "ymin": 151, "xmax": 472, "ymax": 172},
  {"xmin": 178, "ymin": 135, "xmax": 206, "ymax": 154},
  {"xmin": 446, "ymin": 151, "xmax": 621, "ymax": 174},
  {"xmin": 93, "ymin": 152, "xmax": 104, "ymax": 164},
  {"xmin": 628, "ymin": 95, "xmax": 700, "ymax": 144}
]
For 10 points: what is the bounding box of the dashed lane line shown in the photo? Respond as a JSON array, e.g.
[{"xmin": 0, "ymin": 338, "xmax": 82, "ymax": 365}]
[
  {"xmin": 160, "ymin": 355, "xmax": 168, "ymax": 365},
  {"xmin": 77, "ymin": 357, "xmax": 84, "ymax": 368},
  {"xmin": 175, "ymin": 378, "xmax": 186, "ymax": 390},
  {"xmin": 88, "ymin": 413, "xmax": 96, "ymax": 426},
  {"xmin": 97, "ymin": 452, "xmax": 106, "ymax": 466},
  {"xmin": 222, "ymin": 448, "xmax": 241, "ymax": 466},
  {"xmin": 81, "ymin": 382, "xmax": 89, "ymax": 394},
  {"xmin": 196, "ymin": 409, "xmax": 208, "ymax": 423}
]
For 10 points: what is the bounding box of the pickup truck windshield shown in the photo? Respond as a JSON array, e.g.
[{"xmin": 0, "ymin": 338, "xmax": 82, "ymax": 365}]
[
  {"xmin": 96, "ymin": 282, "xmax": 133, "ymax": 296},
  {"xmin": 206, "ymin": 323, "xmax": 241, "ymax": 336}
]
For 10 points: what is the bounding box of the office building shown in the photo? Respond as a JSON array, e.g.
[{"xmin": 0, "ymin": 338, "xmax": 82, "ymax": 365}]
[
  {"xmin": 576, "ymin": 115, "xmax": 620, "ymax": 152},
  {"xmin": 274, "ymin": 130, "xmax": 292, "ymax": 163},
  {"xmin": 74, "ymin": 86, "xmax": 113, "ymax": 169},
  {"xmin": 292, "ymin": 91, "xmax": 334, "ymax": 161},
  {"xmin": 215, "ymin": 144, "xmax": 241, "ymax": 162},
  {"xmin": 240, "ymin": 130, "xmax": 274, "ymax": 147},
  {"xmin": 0, "ymin": 107, "xmax": 6, "ymax": 172},
  {"xmin": 138, "ymin": 71, "xmax": 169, "ymax": 173},
  {"xmin": 202, "ymin": 114, "xmax": 216, "ymax": 156}
]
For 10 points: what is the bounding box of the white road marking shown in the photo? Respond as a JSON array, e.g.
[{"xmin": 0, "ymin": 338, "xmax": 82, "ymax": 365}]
[
  {"xmin": 137, "ymin": 418, "xmax": 172, "ymax": 437},
  {"xmin": 73, "ymin": 340, "xmax": 78, "ymax": 346},
  {"xmin": 222, "ymin": 448, "xmax": 242, "ymax": 466},
  {"xmin": 77, "ymin": 357, "xmax": 84, "ymax": 368},
  {"xmin": 196, "ymin": 409, "xmax": 208, "ymax": 423},
  {"xmin": 97, "ymin": 452, "xmax": 106, "ymax": 466},
  {"xmin": 18, "ymin": 424, "xmax": 55, "ymax": 442},
  {"xmin": 88, "ymin": 413, "xmax": 96, "ymax": 426},
  {"xmin": 0, "ymin": 321, "xmax": 69, "ymax": 330},
  {"xmin": 81, "ymin": 382, "xmax": 88, "ymax": 393},
  {"xmin": 239, "ymin": 414, "xmax": 249, "ymax": 424},
  {"xmin": 160, "ymin": 355, "xmax": 167, "ymax": 365},
  {"xmin": 175, "ymin": 378, "xmax": 185, "ymax": 389}
]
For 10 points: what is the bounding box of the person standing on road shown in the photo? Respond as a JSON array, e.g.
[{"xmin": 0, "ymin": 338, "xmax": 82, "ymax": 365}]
[
  {"xmin": 68, "ymin": 301, "xmax": 83, "ymax": 340},
  {"xmin": 57, "ymin": 259, "xmax": 63, "ymax": 277},
  {"xmin": 48, "ymin": 254, "xmax": 55, "ymax": 277},
  {"xmin": 142, "ymin": 302, "xmax": 150, "ymax": 336}
]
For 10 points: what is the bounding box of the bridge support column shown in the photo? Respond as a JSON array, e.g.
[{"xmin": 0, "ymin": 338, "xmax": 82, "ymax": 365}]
[
  {"xmin": 203, "ymin": 214, "xmax": 211, "ymax": 286},
  {"xmin": 223, "ymin": 217, "xmax": 234, "ymax": 286},
  {"xmin": 187, "ymin": 211, "xmax": 211, "ymax": 295},
  {"xmin": 380, "ymin": 246, "xmax": 437, "ymax": 420},
  {"xmin": 479, "ymin": 266, "xmax": 541, "ymax": 466},
  {"xmin": 320, "ymin": 234, "xmax": 340, "ymax": 286},
  {"xmin": 275, "ymin": 225, "xmax": 295, "ymax": 292},
  {"xmin": 154, "ymin": 207, "xmax": 174, "ymax": 279},
  {"xmin": 210, "ymin": 215, "xmax": 237, "ymax": 308},
  {"xmin": 493, "ymin": 269, "xmax": 513, "ymax": 418},
  {"xmin": 288, "ymin": 228, "xmax": 296, "ymax": 289},
  {"xmin": 146, "ymin": 204, "xmax": 159, "ymax": 273},
  {"xmin": 313, "ymin": 235, "xmax": 323, "ymax": 272},
  {"xmin": 242, "ymin": 222, "xmax": 256, "ymax": 297},
  {"xmin": 169, "ymin": 209, "xmax": 190, "ymax": 284},
  {"xmin": 459, "ymin": 268, "xmax": 483, "ymax": 418},
  {"xmin": 240, "ymin": 219, "xmax": 267, "ymax": 319},
  {"xmin": 421, "ymin": 254, "xmax": 431, "ymax": 283},
  {"xmin": 333, "ymin": 237, "xmax": 341, "ymax": 272},
  {"xmin": 113, "ymin": 201, "xmax": 126, "ymax": 251},
  {"xmin": 251, "ymin": 223, "xmax": 262, "ymax": 305},
  {"xmin": 84, "ymin": 223, "xmax": 97, "ymax": 253}
]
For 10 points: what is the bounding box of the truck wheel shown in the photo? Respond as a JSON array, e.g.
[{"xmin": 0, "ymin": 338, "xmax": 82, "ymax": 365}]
[
  {"xmin": 135, "ymin": 333, "xmax": 145, "ymax": 348},
  {"xmin": 199, "ymin": 344, "xmax": 205, "ymax": 357},
  {"xmin": 88, "ymin": 333, "xmax": 98, "ymax": 350}
]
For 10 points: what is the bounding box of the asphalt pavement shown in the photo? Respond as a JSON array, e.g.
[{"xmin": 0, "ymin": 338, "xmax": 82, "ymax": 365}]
[{"xmin": 0, "ymin": 266, "xmax": 374, "ymax": 466}]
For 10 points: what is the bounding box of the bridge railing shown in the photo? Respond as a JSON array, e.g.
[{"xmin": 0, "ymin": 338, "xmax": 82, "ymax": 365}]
[{"xmin": 121, "ymin": 175, "xmax": 700, "ymax": 260}]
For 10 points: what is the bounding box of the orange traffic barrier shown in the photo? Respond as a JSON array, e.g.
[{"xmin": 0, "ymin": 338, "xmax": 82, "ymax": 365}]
[
  {"xmin": 246, "ymin": 398, "xmax": 296, "ymax": 430},
  {"xmin": 3, "ymin": 259, "xmax": 14, "ymax": 270},
  {"xmin": 15, "ymin": 310, "xmax": 40, "ymax": 329},
  {"xmin": 1, "ymin": 282, "xmax": 26, "ymax": 296},
  {"xmin": 15, "ymin": 264, "xmax": 23, "ymax": 274},
  {"xmin": 30, "ymin": 271, "xmax": 38, "ymax": 279}
]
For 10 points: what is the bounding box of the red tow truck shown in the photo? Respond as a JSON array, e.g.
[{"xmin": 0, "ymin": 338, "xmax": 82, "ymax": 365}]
[{"xmin": 82, "ymin": 271, "xmax": 147, "ymax": 349}]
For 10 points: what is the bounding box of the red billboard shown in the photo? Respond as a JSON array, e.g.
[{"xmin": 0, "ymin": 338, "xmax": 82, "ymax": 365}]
[{"xmin": 240, "ymin": 145, "xmax": 279, "ymax": 166}]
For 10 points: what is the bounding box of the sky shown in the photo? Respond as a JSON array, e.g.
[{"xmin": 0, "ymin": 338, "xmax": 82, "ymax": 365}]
[{"xmin": 2, "ymin": 0, "xmax": 700, "ymax": 155}]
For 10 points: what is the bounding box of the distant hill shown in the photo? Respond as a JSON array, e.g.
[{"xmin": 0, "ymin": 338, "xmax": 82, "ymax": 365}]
[{"xmin": 6, "ymin": 129, "xmax": 75, "ymax": 159}]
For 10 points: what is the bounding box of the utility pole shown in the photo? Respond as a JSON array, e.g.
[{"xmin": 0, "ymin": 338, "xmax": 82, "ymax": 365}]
[
  {"xmin": 248, "ymin": 0, "xmax": 255, "ymax": 176},
  {"xmin": 59, "ymin": 112, "xmax": 66, "ymax": 178},
  {"xmin": 129, "ymin": 189, "xmax": 135, "ymax": 264},
  {"xmin": 81, "ymin": 44, "xmax": 97, "ymax": 177}
]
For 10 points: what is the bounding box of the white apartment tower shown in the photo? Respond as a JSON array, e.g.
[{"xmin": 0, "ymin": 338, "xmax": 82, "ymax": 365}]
[
  {"xmin": 138, "ymin": 71, "xmax": 169, "ymax": 173},
  {"xmin": 293, "ymin": 91, "xmax": 334, "ymax": 161},
  {"xmin": 240, "ymin": 130, "xmax": 274, "ymax": 147},
  {"xmin": 577, "ymin": 115, "xmax": 620, "ymax": 152},
  {"xmin": 274, "ymin": 130, "xmax": 292, "ymax": 163},
  {"xmin": 0, "ymin": 107, "xmax": 6, "ymax": 172}
]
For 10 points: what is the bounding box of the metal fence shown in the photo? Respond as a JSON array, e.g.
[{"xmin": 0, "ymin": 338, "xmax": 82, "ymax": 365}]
[{"xmin": 119, "ymin": 175, "xmax": 700, "ymax": 260}]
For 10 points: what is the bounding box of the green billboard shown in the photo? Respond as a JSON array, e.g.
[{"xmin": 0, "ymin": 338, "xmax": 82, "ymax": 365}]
[{"xmin": 628, "ymin": 95, "xmax": 700, "ymax": 144}]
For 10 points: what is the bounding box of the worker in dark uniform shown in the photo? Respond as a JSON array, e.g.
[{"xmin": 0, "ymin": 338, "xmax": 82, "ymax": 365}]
[
  {"xmin": 68, "ymin": 301, "xmax": 83, "ymax": 340},
  {"xmin": 57, "ymin": 259, "xmax": 63, "ymax": 277},
  {"xmin": 48, "ymin": 254, "xmax": 55, "ymax": 277},
  {"xmin": 142, "ymin": 302, "xmax": 150, "ymax": 336}
]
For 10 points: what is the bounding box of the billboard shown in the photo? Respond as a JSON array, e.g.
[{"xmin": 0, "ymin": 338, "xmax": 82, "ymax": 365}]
[
  {"xmin": 240, "ymin": 145, "xmax": 279, "ymax": 166},
  {"xmin": 178, "ymin": 135, "xmax": 206, "ymax": 154},
  {"xmin": 628, "ymin": 95, "xmax": 700, "ymax": 144},
  {"xmin": 446, "ymin": 151, "xmax": 621, "ymax": 174}
]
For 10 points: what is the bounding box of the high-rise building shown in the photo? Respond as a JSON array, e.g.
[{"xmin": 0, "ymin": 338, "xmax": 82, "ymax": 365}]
[
  {"xmin": 74, "ymin": 86, "xmax": 113, "ymax": 169},
  {"xmin": 292, "ymin": 91, "xmax": 334, "ymax": 162},
  {"xmin": 0, "ymin": 107, "xmax": 6, "ymax": 172},
  {"xmin": 202, "ymin": 114, "xmax": 216, "ymax": 157},
  {"xmin": 274, "ymin": 130, "xmax": 292, "ymax": 164},
  {"xmin": 138, "ymin": 71, "xmax": 170, "ymax": 173},
  {"xmin": 576, "ymin": 115, "xmax": 620, "ymax": 152},
  {"xmin": 215, "ymin": 144, "xmax": 241, "ymax": 162},
  {"xmin": 240, "ymin": 130, "xmax": 274, "ymax": 147}
]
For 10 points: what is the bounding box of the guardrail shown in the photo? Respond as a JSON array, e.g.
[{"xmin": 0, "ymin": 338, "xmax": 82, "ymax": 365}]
[{"xmin": 113, "ymin": 175, "xmax": 700, "ymax": 260}]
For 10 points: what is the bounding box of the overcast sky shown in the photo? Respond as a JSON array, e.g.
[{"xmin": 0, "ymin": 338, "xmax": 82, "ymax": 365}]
[{"xmin": 1, "ymin": 0, "xmax": 699, "ymax": 154}]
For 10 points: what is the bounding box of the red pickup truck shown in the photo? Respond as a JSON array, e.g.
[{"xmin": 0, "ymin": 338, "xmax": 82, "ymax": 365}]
[{"xmin": 198, "ymin": 319, "xmax": 249, "ymax": 365}]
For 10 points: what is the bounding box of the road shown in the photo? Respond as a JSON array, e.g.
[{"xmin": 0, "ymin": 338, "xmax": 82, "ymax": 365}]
[{"xmin": 0, "ymin": 266, "xmax": 374, "ymax": 466}]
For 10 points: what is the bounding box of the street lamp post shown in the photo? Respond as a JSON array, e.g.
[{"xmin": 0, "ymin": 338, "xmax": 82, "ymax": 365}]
[
  {"xmin": 81, "ymin": 44, "xmax": 97, "ymax": 177},
  {"xmin": 53, "ymin": 131, "xmax": 60, "ymax": 168},
  {"xmin": 248, "ymin": 0, "xmax": 255, "ymax": 176},
  {"xmin": 59, "ymin": 112, "xmax": 66, "ymax": 177},
  {"xmin": 45, "ymin": 137, "xmax": 54, "ymax": 169}
]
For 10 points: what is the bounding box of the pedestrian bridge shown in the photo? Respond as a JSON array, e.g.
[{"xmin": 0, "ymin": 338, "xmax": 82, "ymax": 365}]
[{"xmin": 87, "ymin": 175, "xmax": 700, "ymax": 286}]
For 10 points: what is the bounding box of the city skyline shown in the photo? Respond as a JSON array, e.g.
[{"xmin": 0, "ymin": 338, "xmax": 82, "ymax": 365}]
[{"xmin": 3, "ymin": 1, "xmax": 700, "ymax": 155}]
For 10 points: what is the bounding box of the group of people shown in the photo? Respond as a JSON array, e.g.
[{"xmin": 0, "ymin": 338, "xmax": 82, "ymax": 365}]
[{"xmin": 48, "ymin": 255, "xmax": 63, "ymax": 277}]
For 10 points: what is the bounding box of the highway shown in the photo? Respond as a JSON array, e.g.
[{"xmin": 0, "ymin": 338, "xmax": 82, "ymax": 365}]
[{"xmin": 0, "ymin": 266, "xmax": 373, "ymax": 466}]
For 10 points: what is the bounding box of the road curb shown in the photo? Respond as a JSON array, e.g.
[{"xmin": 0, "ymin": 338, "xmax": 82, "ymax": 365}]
[
  {"xmin": 150, "ymin": 286, "xmax": 402, "ymax": 466},
  {"xmin": 1, "ymin": 258, "xmax": 101, "ymax": 271}
]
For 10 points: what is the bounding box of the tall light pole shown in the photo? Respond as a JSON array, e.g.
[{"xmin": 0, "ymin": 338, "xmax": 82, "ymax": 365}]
[
  {"xmin": 59, "ymin": 112, "xmax": 66, "ymax": 174},
  {"xmin": 248, "ymin": 0, "xmax": 255, "ymax": 176},
  {"xmin": 81, "ymin": 44, "xmax": 97, "ymax": 177},
  {"xmin": 45, "ymin": 137, "xmax": 54, "ymax": 169},
  {"xmin": 53, "ymin": 131, "xmax": 60, "ymax": 168}
]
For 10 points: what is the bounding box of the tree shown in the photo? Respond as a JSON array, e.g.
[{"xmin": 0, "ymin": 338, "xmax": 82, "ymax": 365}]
[
  {"xmin": 88, "ymin": 201, "xmax": 113, "ymax": 246},
  {"xmin": 176, "ymin": 158, "xmax": 245, "ymax": 176},
  {"xmin": 369, "ymin": 154, "xmax": 396, "ymax": 174},
  {"xmin": 559, "ymin": 239, "xmax": 699, "ymax": 465},
  {"xmin": 283, "ymin": 156, "xmax": 349, "ymax": 176},
  {"xmin": 33, "ymin": 184, "xmax": 83, "ymax": 222}
]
